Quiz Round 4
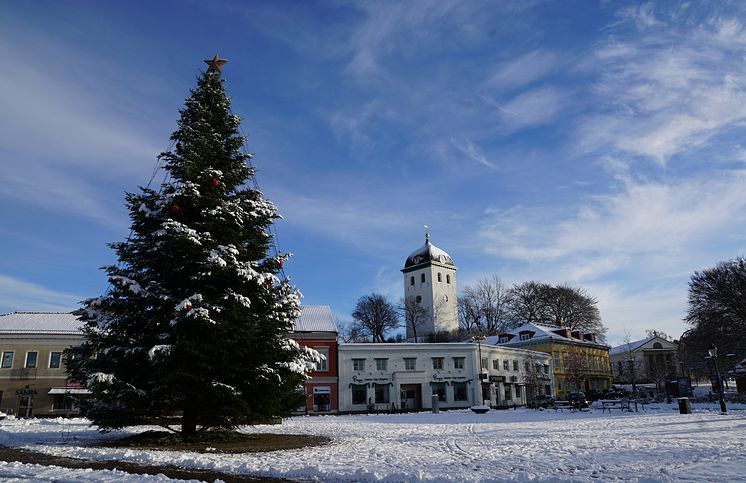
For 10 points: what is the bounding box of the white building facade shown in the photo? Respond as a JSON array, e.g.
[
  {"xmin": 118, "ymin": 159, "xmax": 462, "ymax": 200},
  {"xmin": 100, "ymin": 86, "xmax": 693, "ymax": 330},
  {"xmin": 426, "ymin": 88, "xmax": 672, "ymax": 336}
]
[
  {"xmin": 338, "ymin": 342, "xmax": 553, "ymax": 412},
  {"xmin": 401, "ymin": 232, "xmax": 458, "ymax": 339}
]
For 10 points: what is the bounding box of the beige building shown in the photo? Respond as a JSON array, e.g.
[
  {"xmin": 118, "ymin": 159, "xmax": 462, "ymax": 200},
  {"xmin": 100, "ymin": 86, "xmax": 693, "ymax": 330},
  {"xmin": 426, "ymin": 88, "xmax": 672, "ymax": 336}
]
[{"xmin": 0, "ymin": 312, "xmax": 86, "ymax": 417}]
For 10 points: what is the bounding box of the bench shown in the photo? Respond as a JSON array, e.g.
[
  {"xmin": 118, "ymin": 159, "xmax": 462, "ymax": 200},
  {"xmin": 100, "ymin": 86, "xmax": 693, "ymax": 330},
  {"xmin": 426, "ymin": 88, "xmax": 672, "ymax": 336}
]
[
  {"xmin": 553, "ymin": 400, "xmax": 574, "ymax": 411},
  {"xmin": 600, "ymin": 399, "xmax": 629, "ymax": 412}
]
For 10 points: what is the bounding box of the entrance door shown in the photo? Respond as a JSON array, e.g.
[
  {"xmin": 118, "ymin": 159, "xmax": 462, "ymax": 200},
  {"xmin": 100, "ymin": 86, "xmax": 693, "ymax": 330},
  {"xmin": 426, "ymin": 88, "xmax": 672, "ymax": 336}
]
[
  {"xmin": 313, "ymin": 393, "xmax": 330, "ymax": 412},
  {"xmin": 17, "ymin": 396, "xmax": 33, "ymax": 418},
  {"xmin": 400, "ymin": 384, "xmax": 421, "ymax": 410}
]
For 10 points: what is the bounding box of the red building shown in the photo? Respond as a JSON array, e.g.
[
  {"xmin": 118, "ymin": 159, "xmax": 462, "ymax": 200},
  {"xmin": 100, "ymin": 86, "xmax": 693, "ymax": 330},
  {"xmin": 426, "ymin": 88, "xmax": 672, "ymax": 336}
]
[{"xmin": 291, "ymin": 306, "xmax": 338, "ymax": 414}]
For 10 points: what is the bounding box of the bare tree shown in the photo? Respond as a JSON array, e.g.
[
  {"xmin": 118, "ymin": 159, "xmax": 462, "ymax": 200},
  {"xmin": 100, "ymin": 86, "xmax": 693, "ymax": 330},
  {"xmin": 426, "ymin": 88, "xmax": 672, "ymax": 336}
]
[
  {"xmin": 458, "ymin": 293, "xmax": 480, "ymax": 334},
  {"xmin": 351, "ymin": 293, "xmax": 400, "ymax": 343},
  {"xmin": 338, "ymin": 320, "xmax": 370, "ymax": 343},
  {"xmin": 541, "ymin": 284, "xmax": 606, "ymax": 341},
  {"xmin": 645, "ymin": 329, "xmax": 672, "ymax": 341},
  {"xmin": 507, "ymin": 281, "xmax": 551, "ymax": 326},
  {"xmin": 459, "ymin": 275, "xmax": 513, "ymax": 336},
  {"xmin": 562, "ymin": 347, "xmax": 590, "ymax": 394},
  {"xmin": 400, "ymin": 296, "xmax": 429, "ymax": 343},
  {"xmin": 523, "ymin": 352, "xmax": 551, "ymax": 402}
]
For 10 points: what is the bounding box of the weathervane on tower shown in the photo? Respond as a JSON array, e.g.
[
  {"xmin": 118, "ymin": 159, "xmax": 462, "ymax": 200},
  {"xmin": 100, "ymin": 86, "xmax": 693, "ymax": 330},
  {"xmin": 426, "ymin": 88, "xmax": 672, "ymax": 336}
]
[{"xmin": 425, "ymin": 225, "xmax": 430, "ymax": 243}]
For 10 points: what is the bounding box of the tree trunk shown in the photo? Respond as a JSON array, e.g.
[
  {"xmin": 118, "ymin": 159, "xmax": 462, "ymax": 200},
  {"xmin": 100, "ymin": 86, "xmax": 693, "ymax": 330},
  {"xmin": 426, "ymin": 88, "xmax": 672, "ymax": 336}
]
[{"xmin": 182, "ymin": 407, "xmax": 197, "ymax": 438}]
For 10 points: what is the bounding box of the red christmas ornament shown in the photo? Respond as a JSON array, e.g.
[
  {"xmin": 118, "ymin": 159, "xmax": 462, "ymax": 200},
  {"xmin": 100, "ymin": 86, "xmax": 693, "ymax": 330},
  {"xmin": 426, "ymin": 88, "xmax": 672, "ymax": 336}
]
[
  {"xmin": 278, "ymin": 259, "xmax": 283, "ymax": 268},
  {"xmin": 212, "ymin": 178, "xmax": 220, "ymax": 188},
  {"xmin": 264, "ymin": 279, "xmax": 273, "ymax": 286},
  {"xmin": 170, "ymin": 204, "xmax": 181, "ymax": 214},
  {"xmin": 184, "ymin": 302, "xmax": 193, "ymax": 312},
  {"xmin": 176, "ymin": 142, "xmax": 182, "ymax": 152}
]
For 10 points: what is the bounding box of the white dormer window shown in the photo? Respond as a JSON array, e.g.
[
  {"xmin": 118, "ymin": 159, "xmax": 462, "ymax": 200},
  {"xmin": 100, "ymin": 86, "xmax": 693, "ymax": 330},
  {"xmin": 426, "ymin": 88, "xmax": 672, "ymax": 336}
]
[
  {"xmin": 499, "ymin": 336, "xmax": 509, "ymax": 343},
  {"xmin": 519, "ymin": 333, "xmax": 531, "ymax": 341}
]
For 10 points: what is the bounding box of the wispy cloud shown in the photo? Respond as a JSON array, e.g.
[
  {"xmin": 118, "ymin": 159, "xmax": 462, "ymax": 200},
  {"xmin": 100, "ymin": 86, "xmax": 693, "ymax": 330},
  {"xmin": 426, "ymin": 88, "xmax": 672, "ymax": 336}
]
[
  {"xmin": 0, "ymin": 274, "xmax": 82, "ymax": 313},
  {"xmin": 488, "ymin": 49, "xmax": 561, "ymax": 92},
  {"xmin": 451, "ymin": 138, "xmax": 496, "ymax": 170}
]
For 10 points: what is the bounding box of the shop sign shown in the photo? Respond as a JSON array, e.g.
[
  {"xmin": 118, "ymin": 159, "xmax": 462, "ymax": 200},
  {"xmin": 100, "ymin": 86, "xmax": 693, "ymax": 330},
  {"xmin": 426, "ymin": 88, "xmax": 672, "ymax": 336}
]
[
  {"xmin": 15, "ymin": 388, "xmax": 37, "ymax": 396},
  {"xmin": 489, "ymin": 375, "xmax": 505, "ymax": 383},
  {"xmin": 432, "ymin": 373, "xmax": 468, "ymax": 382},
  {"xmin": 352, "ymin": 375, "xmax": 390, "ymax": 383},
  {"xmin": 313, "ymin": 386, "xmax": 331, "ymax": 394}
]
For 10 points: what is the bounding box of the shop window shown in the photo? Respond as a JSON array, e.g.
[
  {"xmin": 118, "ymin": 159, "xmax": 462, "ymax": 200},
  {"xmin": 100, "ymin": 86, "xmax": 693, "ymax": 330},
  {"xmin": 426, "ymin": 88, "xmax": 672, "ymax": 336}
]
[
  {"xmin": 353, "ymin": 359, "xmax": 365, "ymax": 371},
  {"xmin": 432, "ymin": 383, "xmax": 447, "ymax": 402},
  {"xmin": 25, "ymin": 351, "xmax": 38, "ymax": 369},
  {"xmin": 504, "ymin": 384, "xmax": 512, "ymax": 400},
  {"xmin": 404, "ymin": 358, "xmax": 416, "ymax": 370},
  {"xmin": 49, "ymin": 351, "xmax": 62, "ymax": 369},
  {"xmin": 374, "ymin": 383, "xmax": 390, "ymax": 404},
  {"xmin": 453, "ymin": 382, "xmax": 468, "ymax": 401},
  {"xmin": 53, "ymin": 395, "xmax": 74, "ymax": 411},
  {"xmin": 375, "ymin": 358, "xmax": 388, "ymax": 371},
  {"xmin": 352, "ymin": 384, "xmax": 367, "ymax": 405},
  {"xmin": 1, "ymin": 351, "xmax": 13, "ymax": 369},
  {"xmin": 453, "ymin": 357, "xmax": 465, "ymax": 369},
  {"xmin": 432, "ymin": 357, "xmax": 444, "ymax": 370}
]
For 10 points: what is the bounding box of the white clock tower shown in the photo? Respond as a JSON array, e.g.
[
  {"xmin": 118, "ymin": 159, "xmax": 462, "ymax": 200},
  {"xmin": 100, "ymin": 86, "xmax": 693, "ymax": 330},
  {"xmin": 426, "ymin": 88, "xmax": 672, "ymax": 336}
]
[{"xmin": 401, "ymin": 228, "xmax": 458, "ymax": 340}]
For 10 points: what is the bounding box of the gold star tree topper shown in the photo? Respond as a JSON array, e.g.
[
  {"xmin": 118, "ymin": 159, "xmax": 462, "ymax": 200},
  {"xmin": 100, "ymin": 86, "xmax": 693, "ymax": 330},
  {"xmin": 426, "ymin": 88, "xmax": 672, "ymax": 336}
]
[{"xmin": 204, "ymin": 53, "xmax": 228, "ymax": 72}]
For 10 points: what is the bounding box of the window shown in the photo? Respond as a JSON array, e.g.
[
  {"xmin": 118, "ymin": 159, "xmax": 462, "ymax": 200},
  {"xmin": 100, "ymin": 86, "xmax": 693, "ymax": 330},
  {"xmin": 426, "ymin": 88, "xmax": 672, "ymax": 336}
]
[
  {"xmin": 513, "ymin": 360, "xmax": 519, "ymax": 371},
  {"xmin": 545, "ymin": 384, "xmax": 552, "ymax": 395},
  {"xmin": 352, "ymin": 384, "xmax": 367, "ymax": 405},
  {"xmin": 53, "ymin": 394, "xmax": 74, "ymax": 411},
  {"xmin": 524, "ymin": 361, "xmax": 530, "ymax": 372},
  {"xmin": 499, "ymin": 336, "xmax": 509, "ymax": 343},
  {"xmin": 25, "ymin": 351, "xmax": 38, "ymax": 369},
  {"xmin": 454, "ymin": 382, "xmax": 468, "ymax": 401},
  {"xmin": 504, "ymin": 384, "xmax": 512, "ymax": 400},
  {"xmin": 416, "ymin": 295, "xmax": 422, "ymax": 303},
  {"xmin": 492, "ymin": 359, "xmax": 499, "ymax": 370},
  {"xmin": 353, "ymin": 359, "xmax": 365, "ymax": 371},
  {"xmin": 375, "ymin": 358, "xmax": 388, "ymax": 371},
  {"xmin": 404, "ymin": 358, "xmax": 416, "ymax": 371},
  {"xmin": 554, "ymin": 352, "xmax": 561, "ymax": 367},
  {"xmin": 420, "ymin": 273, "xmax": 426, "ymax": 283},
  {"xmin": 410, "ymin": 276, "xmax": 414, "ymax": 286},
  {"xmin": 503, "ymin": 359, "xmax": 509, "ymax": 371},
  {"xmin": 481, "ymin": 358, "xmax": 488, "ymax": 370},
  {"xmin": 374, "ymin": 383, "xmax": 389, "ymax": 404},
  {"xmin": 49, "ymin": 351, "xmax": 62, "ymax": 369},
  {"xmin": 432, "ymin": 357, "xmax": 444, "ymax": 370},
  {"xmin": 653, "ymin": 342, "xmax": 663, "ymax": 349},
  {"xmin": 432, "ymin": 382, "xmax": 447, "ymax": 402},
  {"xmin": 543, "ymin": 364, "xmax": 549, "ymax": 374},
  {"xmin": 519, "ymin": 333, "xmax": 531, "ymax": 341},
  {"xmin": 453, "ymin": 357, "xmax": 465, "ymax": 369},
  {"xmin": 446, "ymin": 274, "xmax": 451, "ymax": 284},
  {"xmin": 1, "ymin": 351, "xmax": 13, "ymax": 369}
]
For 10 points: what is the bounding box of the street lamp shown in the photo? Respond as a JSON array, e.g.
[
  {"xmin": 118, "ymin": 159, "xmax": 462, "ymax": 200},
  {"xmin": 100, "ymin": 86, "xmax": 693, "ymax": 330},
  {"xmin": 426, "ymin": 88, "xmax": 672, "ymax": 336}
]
[{"xmin": 707, "ymin": 344, "xmax": 727, "ymax": 415}]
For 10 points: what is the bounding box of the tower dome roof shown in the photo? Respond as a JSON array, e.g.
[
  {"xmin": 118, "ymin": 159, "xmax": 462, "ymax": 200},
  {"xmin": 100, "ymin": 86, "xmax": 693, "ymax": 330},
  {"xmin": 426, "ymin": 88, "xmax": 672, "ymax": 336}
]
[{"xmin": 404, "ymin": 231, "xmax": 454, "ymax": 269}]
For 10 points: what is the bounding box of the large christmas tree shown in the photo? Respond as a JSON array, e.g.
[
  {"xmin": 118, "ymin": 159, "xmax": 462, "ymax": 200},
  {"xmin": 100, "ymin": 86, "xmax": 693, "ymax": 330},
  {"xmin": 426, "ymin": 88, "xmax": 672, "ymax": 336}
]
[{"xmin": 67, "ymin": 56, "xmax": 318, "ymax": 436}]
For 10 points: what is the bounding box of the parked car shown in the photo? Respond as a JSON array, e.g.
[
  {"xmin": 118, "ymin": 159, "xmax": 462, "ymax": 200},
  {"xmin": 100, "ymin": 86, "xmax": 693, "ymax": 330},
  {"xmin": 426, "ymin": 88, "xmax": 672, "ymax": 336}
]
[
  {"xmin": 568, "ymin": 392, "xmax": 589, "ymax": 409},
  {"xmin": 530, "ymin": 395, "xmax": 555, "ymax": 409}
]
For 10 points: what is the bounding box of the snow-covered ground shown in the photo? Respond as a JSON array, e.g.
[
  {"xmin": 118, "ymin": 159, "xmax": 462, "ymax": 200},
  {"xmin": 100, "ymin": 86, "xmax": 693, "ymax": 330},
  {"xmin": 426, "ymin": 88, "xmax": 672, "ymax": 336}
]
[{"xmin": 1, "ymin": 403, "xmax": 745, "ymax": 482}]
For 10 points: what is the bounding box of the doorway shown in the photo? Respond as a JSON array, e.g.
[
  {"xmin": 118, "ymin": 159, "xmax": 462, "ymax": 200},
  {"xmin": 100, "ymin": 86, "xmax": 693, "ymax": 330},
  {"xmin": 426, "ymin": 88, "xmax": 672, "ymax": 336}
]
[
  {"xmin": 17, "ymin": 396, "xmax": 33, "ymax": 418},
  {"xmin": 400, "ymin": 384, "xmax": 421, "ymax": 411}
]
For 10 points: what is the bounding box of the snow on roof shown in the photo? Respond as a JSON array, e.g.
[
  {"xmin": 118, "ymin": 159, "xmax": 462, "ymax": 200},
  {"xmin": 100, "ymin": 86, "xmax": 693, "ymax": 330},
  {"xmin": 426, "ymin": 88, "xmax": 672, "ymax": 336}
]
[
  {"xmin": 293, "ymin": 306, "xmax": 338, "ymax": 333},
  {"xmin": 0, "ymin": 312, "xmax": 84, "ymax": 335},
  {"xmin": 403, "ymin": 236, "xmax": 454, "ymax": 269},
  {"xmin": 484, "ymin": 322, "xmax": 605, "ymax": 347},
  {"xmin": 609, "ymin": 337, "xmax": 655, "ymax": 355}
]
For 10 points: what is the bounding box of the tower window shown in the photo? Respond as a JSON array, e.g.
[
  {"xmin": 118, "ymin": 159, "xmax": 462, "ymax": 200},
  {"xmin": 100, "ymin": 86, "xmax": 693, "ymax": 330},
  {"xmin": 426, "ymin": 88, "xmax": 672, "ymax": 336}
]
[
  {"xmin": 410, "ymin": 276, "xmax": 414, "ymax": 286},
  {"xmin": 446, "ymin": 274, "xmax": 451, "ymax": 284},
  {"xmin": 415, "ymin": 295, "xmax": 422, "ymax": 304},
  {"xmin": 420, "ymin": 274, "xmax": 425, "ymax": 283},
  {"xmin": 437, "ymin": 273, "xmax": 442, "ymax": 282}
]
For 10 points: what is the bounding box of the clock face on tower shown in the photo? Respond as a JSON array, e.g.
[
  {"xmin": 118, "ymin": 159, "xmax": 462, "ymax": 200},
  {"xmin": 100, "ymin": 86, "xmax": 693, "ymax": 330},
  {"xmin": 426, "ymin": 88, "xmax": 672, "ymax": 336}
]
[{"xmin": 412, "ymin": 255, "xmax": 423, "ymax": 264}]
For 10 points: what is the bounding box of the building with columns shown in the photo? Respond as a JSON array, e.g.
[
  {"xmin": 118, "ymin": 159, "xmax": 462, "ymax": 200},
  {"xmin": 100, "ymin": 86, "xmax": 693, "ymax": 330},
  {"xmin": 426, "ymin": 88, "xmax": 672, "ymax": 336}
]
[{"xmin": 401, "ymin": 230, "xmax": 458, "ymax": 340}]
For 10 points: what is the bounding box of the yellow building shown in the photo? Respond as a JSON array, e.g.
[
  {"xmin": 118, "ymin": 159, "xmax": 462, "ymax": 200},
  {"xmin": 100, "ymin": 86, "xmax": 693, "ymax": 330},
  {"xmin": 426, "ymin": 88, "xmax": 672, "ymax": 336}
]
[
  {"xmin": 487, "ymin": 323, "xmax": 612, "ymax": 398},
  {"xmin": 0, "ymin": 312, "xmax": 87, "ymax": 417}
]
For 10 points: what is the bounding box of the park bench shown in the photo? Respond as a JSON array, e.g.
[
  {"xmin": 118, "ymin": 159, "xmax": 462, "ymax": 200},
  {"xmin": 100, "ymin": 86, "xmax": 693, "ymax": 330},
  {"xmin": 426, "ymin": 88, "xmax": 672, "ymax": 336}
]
[
  {"xmin": 553, "ymin": 400, "xmax": 574, "ymax": 411},
  {"xmin": 600, "ymin": 399, "xmax": 629, "ymax": 412}
]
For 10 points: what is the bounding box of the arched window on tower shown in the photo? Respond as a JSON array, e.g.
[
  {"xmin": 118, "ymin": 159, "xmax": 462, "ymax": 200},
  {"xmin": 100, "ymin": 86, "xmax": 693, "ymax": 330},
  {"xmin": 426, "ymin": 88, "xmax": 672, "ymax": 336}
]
[
  {"xmin": 437, "ymin": 273, "xmax": 442, "ymax": 282},
  {"xmin": 446, "ymin": 274, "xmax": 451, "ymax": 284},
  {"xmin": 420, "ymin": 273, "xmax": 426, "ymax": 283},
  {"xmin": 410, "ymin": 276, "xmax": 414, "ymax": 286}
]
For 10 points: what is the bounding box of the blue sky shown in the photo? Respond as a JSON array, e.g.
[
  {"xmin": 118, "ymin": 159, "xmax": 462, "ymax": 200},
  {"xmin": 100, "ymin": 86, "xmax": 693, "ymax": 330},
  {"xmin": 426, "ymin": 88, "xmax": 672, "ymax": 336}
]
[{"xmin": 2, "ymin": 1, "xmax": 746, "ymax": 346}]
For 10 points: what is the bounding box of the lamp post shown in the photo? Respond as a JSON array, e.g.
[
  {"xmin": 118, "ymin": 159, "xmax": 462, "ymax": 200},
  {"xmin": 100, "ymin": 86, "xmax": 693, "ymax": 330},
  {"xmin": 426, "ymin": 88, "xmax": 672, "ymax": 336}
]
[
  {"xmin": 472, "ymin": 327, "xmax": 486, "ymax": 406},
  {"xmin": 708, "ymin": 344, "xmax": 727, "ymax": 415}
]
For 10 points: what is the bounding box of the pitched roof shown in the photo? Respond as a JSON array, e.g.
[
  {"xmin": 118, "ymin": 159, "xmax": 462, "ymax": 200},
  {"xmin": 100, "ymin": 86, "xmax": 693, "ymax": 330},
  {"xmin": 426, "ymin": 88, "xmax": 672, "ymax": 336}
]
[
  {"xmin": 485, "ymin": 322, "xmax": 606, "ymax": 347},
  {"xmin": 293, "ymin": 306, "xmax": 338, "ymax": 333},
  {"xmin": 608, "ymin": 336, "xmax": 675, "ymax": 355},
  {"xmin": 0, "ymin": 312, "xmax": 84, "ymax": 335}
]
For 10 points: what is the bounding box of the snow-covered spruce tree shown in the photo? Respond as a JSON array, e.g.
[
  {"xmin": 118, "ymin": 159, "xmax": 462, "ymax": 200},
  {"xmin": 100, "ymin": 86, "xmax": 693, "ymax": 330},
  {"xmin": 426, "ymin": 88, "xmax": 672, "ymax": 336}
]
[{"xmin": 66, "ymin": 59, "xmax": 319, "ymax": 437}]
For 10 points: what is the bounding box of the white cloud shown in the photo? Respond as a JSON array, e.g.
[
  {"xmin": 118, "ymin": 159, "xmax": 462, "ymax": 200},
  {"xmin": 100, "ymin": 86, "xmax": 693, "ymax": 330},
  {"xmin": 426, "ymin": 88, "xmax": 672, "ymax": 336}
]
[
  {"xmin": 499, "ymin": 86, "xmax": 569, "ymax": 130},
  {"xmin": 488, "ymin": 49, "xmax": 561, "ymax": 91},
  {"xmin": 451, "ymin": 138, "xmax": 496, "ymax": 170},
  {"xmin": 0, "ymin": 274, "xmax": 82, "ymax": 313}
]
